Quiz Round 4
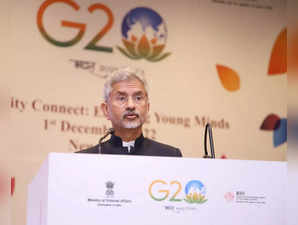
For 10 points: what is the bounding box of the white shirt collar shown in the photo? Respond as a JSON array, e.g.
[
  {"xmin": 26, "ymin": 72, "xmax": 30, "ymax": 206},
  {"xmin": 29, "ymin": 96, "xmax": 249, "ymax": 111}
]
[{"xmin": 122, "ymin": 140, "xmax": 135, "ymax": 152}]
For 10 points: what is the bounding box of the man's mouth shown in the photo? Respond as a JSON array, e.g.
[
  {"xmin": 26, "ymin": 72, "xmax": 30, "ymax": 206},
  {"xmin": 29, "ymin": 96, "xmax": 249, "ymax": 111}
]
[{"xmin": 124, "ymin": 113, "xmax": 139, "ymax": 120}]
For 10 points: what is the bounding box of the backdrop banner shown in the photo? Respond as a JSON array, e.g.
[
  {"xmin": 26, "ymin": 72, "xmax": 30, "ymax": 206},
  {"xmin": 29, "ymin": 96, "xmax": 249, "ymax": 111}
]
[{"xmin": 1, "ymin": 0, "xmax": 286, "ymax": 224}]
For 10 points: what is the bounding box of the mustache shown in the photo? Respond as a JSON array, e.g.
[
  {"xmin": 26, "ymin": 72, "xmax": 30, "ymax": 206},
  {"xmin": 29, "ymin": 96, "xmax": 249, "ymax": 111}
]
[{"xmin": 122, "ymin": 111, "xmax": 139, "ymax": 118}]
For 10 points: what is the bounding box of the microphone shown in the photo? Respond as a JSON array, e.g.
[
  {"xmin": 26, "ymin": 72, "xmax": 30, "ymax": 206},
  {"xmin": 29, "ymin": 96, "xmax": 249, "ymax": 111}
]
[
  {"xmin": 203, "ymin": 123, "xmax": 215, "ymax": 159},
  {"xmin": 98, "ymin": 128, "xmax": 114, "ymax": 153}
]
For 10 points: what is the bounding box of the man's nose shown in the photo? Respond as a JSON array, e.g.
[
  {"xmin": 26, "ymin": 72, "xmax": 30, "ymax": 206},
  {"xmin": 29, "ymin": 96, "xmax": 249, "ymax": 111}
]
[{"xmin": 126, "ymin": 97, "xmax": 136, "ymax": 109}]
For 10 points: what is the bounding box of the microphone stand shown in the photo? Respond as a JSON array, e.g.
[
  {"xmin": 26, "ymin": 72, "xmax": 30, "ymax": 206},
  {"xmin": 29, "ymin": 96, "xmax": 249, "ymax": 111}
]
[
  {"xmin": 203, "ymin": 123, "xmax": 215, "ymax": 159},
  {"xmin": 98, "ymin": 128, "xmax": 114, "ymax": 154}
]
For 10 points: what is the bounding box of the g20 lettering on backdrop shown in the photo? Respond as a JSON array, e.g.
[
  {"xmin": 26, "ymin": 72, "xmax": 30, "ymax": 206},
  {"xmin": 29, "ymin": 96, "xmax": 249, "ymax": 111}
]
[{"xmin": 37, "ymin": 0, "xmax": 171, "ymax": 62}]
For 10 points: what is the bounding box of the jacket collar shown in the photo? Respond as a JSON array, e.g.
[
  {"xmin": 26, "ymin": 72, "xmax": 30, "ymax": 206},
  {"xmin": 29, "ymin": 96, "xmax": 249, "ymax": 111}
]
[{"xmin": 109, "ymin": 133, "xmax": 145, "ymax": 151}]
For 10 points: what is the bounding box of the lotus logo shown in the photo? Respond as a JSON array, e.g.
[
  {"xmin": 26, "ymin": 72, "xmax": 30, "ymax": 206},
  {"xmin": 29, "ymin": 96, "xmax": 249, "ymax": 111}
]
[
  {"xmin": 184, "ymin": 180, "xmax": 207, "ymax": 204},
  {"xmin": 117, "ymin": 7, "xmax": 171, "ymax": 62}
]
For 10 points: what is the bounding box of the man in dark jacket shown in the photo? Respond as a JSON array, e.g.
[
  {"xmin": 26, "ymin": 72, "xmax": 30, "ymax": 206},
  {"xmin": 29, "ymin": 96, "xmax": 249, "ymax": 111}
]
[{"xmin": 77, "ymin": 67, "xmax": 182, "ymax": 157}]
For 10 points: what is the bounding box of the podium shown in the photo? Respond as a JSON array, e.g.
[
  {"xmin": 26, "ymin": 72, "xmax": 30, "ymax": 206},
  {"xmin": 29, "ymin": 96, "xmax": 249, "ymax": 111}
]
[{"xmin": 27, "ymin": 153, "xmax": 286, "ymax": 225}]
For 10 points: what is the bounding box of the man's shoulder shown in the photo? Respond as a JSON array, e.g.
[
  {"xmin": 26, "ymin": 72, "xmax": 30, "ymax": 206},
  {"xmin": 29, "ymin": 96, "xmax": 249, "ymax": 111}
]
[
  {"xmin": 144, "ymin": 138, "xmax": 177, "ymax": 149},
  {"xmin": 76, "ymin": 145, "xmax": 99, "ymax": 154},
  {"xmin": 143, "ymin": 138, "xmax": 182, "ymax": 157}
]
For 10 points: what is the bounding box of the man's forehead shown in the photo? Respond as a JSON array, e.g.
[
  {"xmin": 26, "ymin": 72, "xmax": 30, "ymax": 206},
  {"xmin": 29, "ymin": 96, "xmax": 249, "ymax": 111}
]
[{"xmin": 111, "ymin": 79, "xmax": 146, "ymax": 93}]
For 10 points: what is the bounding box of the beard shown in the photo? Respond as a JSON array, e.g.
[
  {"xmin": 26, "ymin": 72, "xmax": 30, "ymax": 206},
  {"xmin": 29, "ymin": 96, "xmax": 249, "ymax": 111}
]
[
  {"xmin": 109, "ymin": 110, "xmax": 145, "ymax": 129},
  {"xmin": 122, "ymin": 120, "xmax": 141, "ymax": 129},
  {"xmin": 121, "ymin": 111, "xmax": 143, "ymax": 128}
]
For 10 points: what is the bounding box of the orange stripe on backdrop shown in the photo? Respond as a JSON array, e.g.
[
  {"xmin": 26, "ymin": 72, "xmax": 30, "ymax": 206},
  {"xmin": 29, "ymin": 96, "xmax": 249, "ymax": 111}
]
[
  {"xmin": 289, "ymin": 28, "xmax": 298, "ymax": 78},
  {"xmin": 268, "ymin": 28, "xmax": 287, "ymax": 75}
]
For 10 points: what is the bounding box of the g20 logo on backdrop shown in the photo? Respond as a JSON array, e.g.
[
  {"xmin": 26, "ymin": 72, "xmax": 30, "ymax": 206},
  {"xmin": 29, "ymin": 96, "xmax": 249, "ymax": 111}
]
[
  {"xmin": 37, "ymin": 0, "xmax": 114, "ymax": 52},
  {"xmin": 117, "ymin": 7, "xmax": 170, "ymax": 62},
  {"xmin": 148, "ymin": 180, "xmax": 208, "ymax": 204},
  {"xmin": 37, "ymin": 0, "xmax": 171, "ymax": 61}
]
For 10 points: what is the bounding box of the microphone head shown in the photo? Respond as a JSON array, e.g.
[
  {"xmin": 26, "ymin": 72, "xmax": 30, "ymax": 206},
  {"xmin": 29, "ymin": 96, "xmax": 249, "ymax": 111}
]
[{"xmin": 99, "ymin": 128, "xmax": 114, "ymax": 144}]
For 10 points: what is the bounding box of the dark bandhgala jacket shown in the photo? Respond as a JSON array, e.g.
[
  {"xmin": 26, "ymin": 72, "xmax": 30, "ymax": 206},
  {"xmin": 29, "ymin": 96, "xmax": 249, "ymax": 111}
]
[{"xmin": 76, "ymin": 134, "xmax": 182, "ymax": 157}]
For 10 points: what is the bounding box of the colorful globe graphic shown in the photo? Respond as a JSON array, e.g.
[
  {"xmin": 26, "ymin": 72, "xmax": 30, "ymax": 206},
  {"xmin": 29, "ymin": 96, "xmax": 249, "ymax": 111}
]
[
  {"xmin": 184, "ymin": 180, "xmax": 208, "ymax": 204},
  {"xmin": 117, "ymin": 7, "xmax": 171, "ymax": 62}
]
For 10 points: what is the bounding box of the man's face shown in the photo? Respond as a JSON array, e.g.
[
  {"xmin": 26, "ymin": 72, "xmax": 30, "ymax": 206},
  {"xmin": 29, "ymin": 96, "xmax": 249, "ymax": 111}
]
[{"xmin": 101, "ymin": 79, "xmax": 149, "ymax": 130}]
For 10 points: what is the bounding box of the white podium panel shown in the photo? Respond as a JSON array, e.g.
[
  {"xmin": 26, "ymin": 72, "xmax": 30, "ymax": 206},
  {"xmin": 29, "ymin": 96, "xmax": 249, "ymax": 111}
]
[{"xmin": 27, "ymin": 153, "xmax": 286, "ymax": 225}]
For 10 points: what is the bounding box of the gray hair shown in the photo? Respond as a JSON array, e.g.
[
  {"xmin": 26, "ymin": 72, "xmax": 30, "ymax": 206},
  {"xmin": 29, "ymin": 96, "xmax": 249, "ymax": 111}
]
[{"xmin": 103, "ymin": 67, "xmax": 149, "ymax": 102}]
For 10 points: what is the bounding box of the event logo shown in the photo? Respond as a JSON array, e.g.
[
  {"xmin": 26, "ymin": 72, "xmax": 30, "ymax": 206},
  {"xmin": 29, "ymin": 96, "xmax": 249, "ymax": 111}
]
[
  {"xmin": 225, "ymin": 191, "xmax": 267, "ymax": 205},
  {"xmin": 117, "ymin": 7, "xmax": 171, "ymax": 62},
  {"xmin": 37, "ymin": 0, "xmax": 114, "ymax": 52},
  {"xmin": 105, "ymin": 181, "xmax": 114, "ymax": 198},
  {"xmin": 87, "ymin": 181, "xmax": 132, "ymax": 208},
  {"xmin": 37, "ymin": 1, "xmax": 170, "ymax": 62},
  {"xmin": 224, "ymin": 192, "xmax": 235, "ymax": 202},
  {"xmin": 149, "ymin": 180, "xmax": 207, "ymax": 204},
  {"xmin": 184, "ymin": 180, "xmax": 207, "ymax": 204}
]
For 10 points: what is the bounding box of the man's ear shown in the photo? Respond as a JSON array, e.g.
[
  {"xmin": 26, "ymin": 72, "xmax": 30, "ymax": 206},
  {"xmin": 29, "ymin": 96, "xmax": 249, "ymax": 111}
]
[{"xmin": 101, "ymin": 102, "xmax": 110, "ymax": 120}]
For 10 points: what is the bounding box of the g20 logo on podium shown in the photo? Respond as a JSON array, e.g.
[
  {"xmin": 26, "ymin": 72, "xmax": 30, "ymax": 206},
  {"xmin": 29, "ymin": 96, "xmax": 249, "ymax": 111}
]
[
  {"xmin": 36, "ymin": 0, "xmax": 171, "ymax": 61},
  {"xmin": 148, "ymin": 180, "xmax": 208, "ymax": 204}
]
